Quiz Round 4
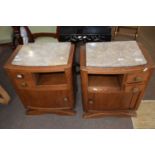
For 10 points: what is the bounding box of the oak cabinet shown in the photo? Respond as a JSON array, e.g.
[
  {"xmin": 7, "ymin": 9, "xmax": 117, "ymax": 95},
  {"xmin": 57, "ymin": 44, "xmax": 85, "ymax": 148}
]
[
  {"xmin": 4, "ymin": 43, "xmax": 76, "ymax": 116},
  {"xmin": 80, "ymin": 42, "xmax": 155, "ymax": 118}
]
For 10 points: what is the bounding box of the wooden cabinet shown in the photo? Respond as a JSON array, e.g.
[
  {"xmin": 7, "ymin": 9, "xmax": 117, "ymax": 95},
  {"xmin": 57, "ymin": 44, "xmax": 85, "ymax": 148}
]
[
  {"xmin": 80, "ymin": 43, "xmax": 155, "ymax": 118},
  {"xmin": 4, "ymin": 43, "xmax": 76, "ymax": 116}
]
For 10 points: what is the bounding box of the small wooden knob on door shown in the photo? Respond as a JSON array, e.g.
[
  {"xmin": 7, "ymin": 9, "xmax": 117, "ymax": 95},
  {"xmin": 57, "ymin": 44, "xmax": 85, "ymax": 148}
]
[
  {"xmin": 132, "ymin": 87, "xmax": 139, "ymax": 93},
  {"xmin": 88, "ymin": 99, "xmax": 94, "ymax": 104},
  {"xmin": 64, "ymin": 97, "xmax": 68, "ymax": 102}
]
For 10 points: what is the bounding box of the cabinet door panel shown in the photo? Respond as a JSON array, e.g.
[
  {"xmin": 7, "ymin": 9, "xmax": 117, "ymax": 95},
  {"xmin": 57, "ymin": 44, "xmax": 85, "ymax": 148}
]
[
  {"xmin": 87, "ymin": 92, "xmax": 133, "ymax": 111},
  {"xmin": 124, "ymin": 84, "xmax": 145, "ymax": 109},
  {"xmin": 17, "ymin": 89, "xmax": 71, "ymax": 109}
]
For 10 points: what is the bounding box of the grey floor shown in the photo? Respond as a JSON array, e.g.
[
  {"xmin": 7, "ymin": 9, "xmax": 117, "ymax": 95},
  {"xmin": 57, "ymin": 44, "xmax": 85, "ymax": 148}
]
[{"xmin": 0, "ymin": 31, "xmax": 155, "ymax": 128}]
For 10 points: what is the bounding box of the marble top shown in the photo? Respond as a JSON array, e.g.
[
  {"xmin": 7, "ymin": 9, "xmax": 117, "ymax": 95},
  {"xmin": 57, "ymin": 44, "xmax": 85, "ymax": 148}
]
[
  {"xmin": 12, "ymin": 42, "xmax": 71, "ymax": 66},
  {"xmin": 86, "ymin": 41, "xmax": 147, "ymax": 67}
]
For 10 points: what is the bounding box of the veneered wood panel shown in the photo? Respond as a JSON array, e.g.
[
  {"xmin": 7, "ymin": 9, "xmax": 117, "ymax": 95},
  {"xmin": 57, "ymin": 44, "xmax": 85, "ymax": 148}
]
[
  {"xmin": 87, "ymin": 91, "xmax": 133, "ymax": 111},
  {"xmin": 17, "ymin": 89, "xmax": 71, "ymax": 109}
]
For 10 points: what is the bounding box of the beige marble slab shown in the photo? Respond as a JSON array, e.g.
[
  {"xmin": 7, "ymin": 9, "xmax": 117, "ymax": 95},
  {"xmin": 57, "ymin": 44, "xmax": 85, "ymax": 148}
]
[
  {"xmin": 12, "ymin": 42, "xmax": 71, "ymax": 66},
  {"xmin": 86, "ymin": 41, "xmax": 147, "ymax": 67}
]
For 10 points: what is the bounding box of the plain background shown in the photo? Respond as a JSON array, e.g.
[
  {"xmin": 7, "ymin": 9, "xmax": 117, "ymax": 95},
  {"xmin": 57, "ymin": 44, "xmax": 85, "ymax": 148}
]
[{"xmin": 0, "ymin": 0, "xmax": 155, "ymax": 155}]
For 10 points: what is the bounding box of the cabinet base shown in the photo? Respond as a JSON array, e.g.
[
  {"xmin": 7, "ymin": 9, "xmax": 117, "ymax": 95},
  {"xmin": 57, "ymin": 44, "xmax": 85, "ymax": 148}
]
[
  {"xmin": 83, "ymin": 110, "xmax": 137, "ymax": 119},
  {"xmin": 26, "ymin": 108, "xmax": 76, "ymax": 116}
]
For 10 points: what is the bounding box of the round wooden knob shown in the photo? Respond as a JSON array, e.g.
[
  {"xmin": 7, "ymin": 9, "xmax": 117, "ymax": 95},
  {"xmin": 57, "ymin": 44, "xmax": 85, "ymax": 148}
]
[
  {"xmin": 89, "ymin": 100, "xmax": 94, "ymax": 104},
  {"xmin": 134, "ymin": 77, "xmax": 143, "ymax": 82},
  {"xmin": 64, "ymin": 97, "xmax": 68, "ymax": 102},
  {"xmin": 133, "ymin": 87, "xmax": 139, "ymax": 93},
  {"xmin": 17, "ymin": 74, "xmax": 24, "ymax": 79},
  {"xmin": 21, "ymin": 82, "xmax": 27, "ymax": 87}
]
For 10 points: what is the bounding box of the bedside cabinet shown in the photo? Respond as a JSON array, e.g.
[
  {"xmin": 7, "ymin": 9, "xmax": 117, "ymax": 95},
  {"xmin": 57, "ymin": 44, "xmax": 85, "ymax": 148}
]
[
  {"xmin": 4, "ymin": 42, "xmax": 76, "ymax": 116},
  {"xmin": 80, "ymin": 41, "xmax": 155, "ymax": 118}
]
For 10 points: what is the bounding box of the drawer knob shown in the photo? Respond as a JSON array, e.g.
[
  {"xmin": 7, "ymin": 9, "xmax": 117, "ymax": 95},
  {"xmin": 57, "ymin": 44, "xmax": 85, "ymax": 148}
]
[
  {"xmin": 133, "ymin": 87, "xmax": 140, "ymax": 93},
  {"xmin": 134, "ymin": 77, "xmax": 143, "ymax": 82},
  {"xmin": 64, "ymin": 97, "xmax": 68, "ymax": 102},
  {"xmin": 88, "ymin": 100, "xmax": 94, "ymax": 104},
  {"xmin": 21, "ymin": 82, "xmax": 27, "ymax": 87},
  {"xmin": 17, "ymin": 74, "xmax": 24, "ymax": 79}
]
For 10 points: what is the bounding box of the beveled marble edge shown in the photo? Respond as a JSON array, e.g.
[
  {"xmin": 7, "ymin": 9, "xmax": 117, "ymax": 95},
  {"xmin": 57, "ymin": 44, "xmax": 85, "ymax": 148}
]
[
  {"xmin": 12, "ymin": 42, "xmax": 71, "ymax": 67},
  {"xmin": 86, "ymin": 41, "xmax": 147, "ymax": 68}
]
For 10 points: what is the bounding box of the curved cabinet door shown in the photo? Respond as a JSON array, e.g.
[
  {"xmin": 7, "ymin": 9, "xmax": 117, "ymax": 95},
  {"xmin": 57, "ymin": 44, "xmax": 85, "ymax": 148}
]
[
  {"xmin": 87, "ymin": 91, "xmax": 133, "ymax": 111},
  {"xmin": 17, "ymin": 89, "xmax": 72, "ymax": 109},
  {"xmin": 87, "ymin": 84, "xmax": 144, "ymax": 111}
]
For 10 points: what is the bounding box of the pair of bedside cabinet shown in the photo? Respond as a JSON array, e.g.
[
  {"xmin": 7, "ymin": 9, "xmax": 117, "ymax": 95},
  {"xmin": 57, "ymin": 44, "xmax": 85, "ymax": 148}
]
[{"xmin": 4, "ymin": 41, "xmax": 155, "ymax": 118}]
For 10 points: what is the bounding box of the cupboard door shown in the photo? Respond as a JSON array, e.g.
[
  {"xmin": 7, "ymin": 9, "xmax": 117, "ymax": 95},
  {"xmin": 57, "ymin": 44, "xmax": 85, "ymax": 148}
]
[
  {"xmin": 17, "ymin": 89, "xmax": 71, "ymax": 109},
  {"xmin": 87, "ymin": 91, "xmax": 133, "ymax": 111},
  {"xmin": 124, "ymin": 84, "xmax": 145, "ymax": 109}
]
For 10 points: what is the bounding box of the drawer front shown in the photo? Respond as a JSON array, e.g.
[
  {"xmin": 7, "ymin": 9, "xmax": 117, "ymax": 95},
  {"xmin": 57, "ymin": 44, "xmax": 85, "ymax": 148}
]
[
  {"xmin": 8, "ymin": 71, "xmax": 34, "ymax": 89},
  {"xmin": 124, "ymin": 84, "xmax": 145, "ymax": 93},
  {"xmin": 126, "ymin": 72, "xmax": 149, "ymax": 84}
]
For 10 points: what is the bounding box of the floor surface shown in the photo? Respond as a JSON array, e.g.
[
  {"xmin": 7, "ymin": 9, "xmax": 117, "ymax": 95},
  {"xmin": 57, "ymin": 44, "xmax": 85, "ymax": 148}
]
[{"xmin": 132, "ymin": 100, "xmax": 155, "ymax": 129}]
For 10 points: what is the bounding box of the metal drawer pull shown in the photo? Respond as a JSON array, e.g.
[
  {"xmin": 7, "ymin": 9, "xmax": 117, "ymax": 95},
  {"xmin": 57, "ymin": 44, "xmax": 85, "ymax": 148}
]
[
  {"xmin": 88, "ymin": 99, "xmax": 94, "ymax": 104},
  {"xmin": 64, "ymin": 97, "xmax": 68, "ymax": 102},
  {"xmin": 17, "ymin": 74, "xmax": 23, "ymax": 79},
  {"xmin": 21, "ymin": 82, "xmax": 27, "ymax": 87},
  {"xmin": 134, "ymin": 77, "xmax": 143, "ymax": 82},
  {"xmin": 133, "ymin": 87, "xmax": 140, "ymax": 93}
]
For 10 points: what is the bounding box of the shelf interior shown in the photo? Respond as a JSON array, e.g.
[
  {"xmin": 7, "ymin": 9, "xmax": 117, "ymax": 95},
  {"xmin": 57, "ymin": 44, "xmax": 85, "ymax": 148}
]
[
  {"xmin": 88, "ymin": 74, "xmax": 123, "ymax": 91},
  {"xmin": 35, "ymin": 72, "xmax": 67, "ymax": 86}
]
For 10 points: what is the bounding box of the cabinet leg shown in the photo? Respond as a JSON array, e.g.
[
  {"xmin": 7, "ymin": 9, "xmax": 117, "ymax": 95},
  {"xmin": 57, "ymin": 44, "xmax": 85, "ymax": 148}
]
[
  {"xmin": 83, "ymin": 111, "xmax": 137, "ymax": 119},
  {"xmin": 26, "ymin": 109, "xmax": 45, "ymax": 115},
  {"xmin": 26, "ymin": 108, "xmax": 76, "ymax": 116}
]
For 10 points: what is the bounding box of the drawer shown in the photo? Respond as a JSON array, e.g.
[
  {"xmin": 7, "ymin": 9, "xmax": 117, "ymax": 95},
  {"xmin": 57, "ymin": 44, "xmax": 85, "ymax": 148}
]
[
  {"xmin": 124, "ymin": 84, "xmax": 145, "ymax": 93},
  {"xmin": 8, "ymin": 71, "xmax": 34, "ymax": 89},
  {"xmin": 126, "ymin": 72, "xmax": 149, "ymax": 84}
]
